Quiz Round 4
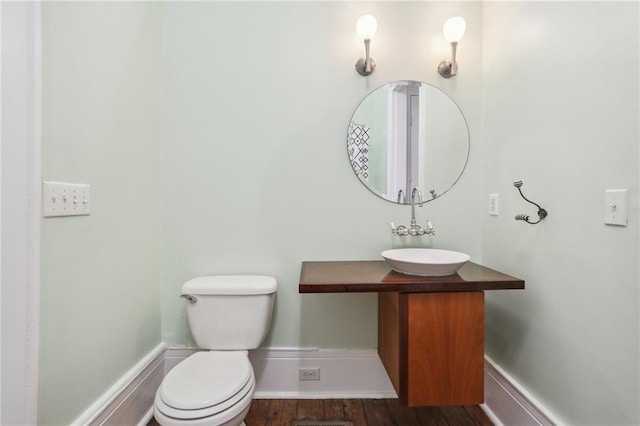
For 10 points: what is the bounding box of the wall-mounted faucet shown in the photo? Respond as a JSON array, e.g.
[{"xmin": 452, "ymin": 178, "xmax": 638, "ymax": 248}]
[
  {"xmin": 391, "ymin": 187, "xmax": 435, "ymax": 236},
  {"xmin": 410, "ymin": 187, "xmax": 423, "ymax": 227}
]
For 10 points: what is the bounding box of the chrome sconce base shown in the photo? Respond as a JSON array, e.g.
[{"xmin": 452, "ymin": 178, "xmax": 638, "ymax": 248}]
[
  {"xmin": 355, "ymin": 57, "xmax": 376, "ymax": 76},
  {"xmin": 437, "ymin": 58, "xmax": 457, "ymax": 78}
]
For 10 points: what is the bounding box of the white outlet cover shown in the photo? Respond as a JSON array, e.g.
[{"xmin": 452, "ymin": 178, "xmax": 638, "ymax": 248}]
[
  {"xmin": 298, "ymin": 367, "xmax": 320, "ymax": 381},
  {"xmin": 42, "ymin": 181, "xmax": 91, "ymax": 217}
]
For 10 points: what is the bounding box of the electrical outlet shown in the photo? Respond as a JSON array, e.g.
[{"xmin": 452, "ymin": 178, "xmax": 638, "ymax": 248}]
[{"xmin": 299, "ymin": 367, "xmax": 320, "ymax": 381}]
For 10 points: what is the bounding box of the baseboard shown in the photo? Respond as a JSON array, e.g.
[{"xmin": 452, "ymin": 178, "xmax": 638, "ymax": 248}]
[
  {"xmin": 72, "ymin": 348, "xmax": 568, "ymax": 426},
  {"xmin": 71, "ymin": 347, "xmax": 566, "ymax": 426},
  {"xmin": 81, "ymin": 346, "xmax": 555, "ymax": 425},
  {"xmin": 249, "ymin": 348, "xmax": 397, "ymax": 399},
  {"xmin": 161, "ymin": 347, "xmax": 397, "ymax": 399},
  {"xmin": 136, "ymin": 408, "xmax": 154, "ymax": 426},
  {"xmin": 483, "ymin": 356, "xmax": 561, "ymax": 426},
  {"xmin": 163, "ymin": 347, "xmax": 198, "ymax": 374},
  {"xmin": 75, "ymin": 346, "xmax": 395, "ymax": 426},
  {"xmin": 71, "ymin": 343, "xmax": 166, "ymax": 426}
]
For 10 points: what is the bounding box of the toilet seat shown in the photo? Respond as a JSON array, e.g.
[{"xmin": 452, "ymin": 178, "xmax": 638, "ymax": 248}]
[
  {"xmin": 155, "ymin": 351, "xmax": 254, "ymax": 421},
  {"xmin": 154, "ymin": 376, "xmax": 254, "ymax": 422}
]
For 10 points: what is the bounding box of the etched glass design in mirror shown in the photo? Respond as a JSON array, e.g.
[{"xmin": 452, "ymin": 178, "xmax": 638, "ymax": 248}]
[{"xmin": 347, "ymin": 80, "xmax": 469, "ymax": 204}]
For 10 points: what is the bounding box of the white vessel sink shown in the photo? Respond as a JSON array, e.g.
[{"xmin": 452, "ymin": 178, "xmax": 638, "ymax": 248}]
[{"xmin": 381, "ymin": 248, "xmax": 470, "ymax": 277}]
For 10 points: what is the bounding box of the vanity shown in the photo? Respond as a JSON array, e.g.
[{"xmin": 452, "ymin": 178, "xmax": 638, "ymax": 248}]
[{"xmin": 299, "ymin": 260, "xmax": 524, "ymax": 407}]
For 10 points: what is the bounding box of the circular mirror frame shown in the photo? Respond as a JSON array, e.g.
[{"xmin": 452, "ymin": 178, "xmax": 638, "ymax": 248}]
[{"xmin": 347, "ymin": 80, "xmax": 470, "ymax": 205}]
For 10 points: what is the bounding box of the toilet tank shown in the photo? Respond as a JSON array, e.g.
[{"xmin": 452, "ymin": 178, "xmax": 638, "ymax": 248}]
[{"xmin": 182, "ymin": 275, "xmax": 277, "ymax": 350}]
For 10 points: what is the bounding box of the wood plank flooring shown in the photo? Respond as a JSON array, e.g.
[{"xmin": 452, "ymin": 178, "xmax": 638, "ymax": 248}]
[{"xmin": 149, "ymin": 399, "xmax": 493, "ymax": 425}]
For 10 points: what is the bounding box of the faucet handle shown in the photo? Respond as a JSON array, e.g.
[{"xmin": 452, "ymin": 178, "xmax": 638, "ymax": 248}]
[{"xmin": 426, "ymin": 220, "xmax": 435, "ymax": 235}]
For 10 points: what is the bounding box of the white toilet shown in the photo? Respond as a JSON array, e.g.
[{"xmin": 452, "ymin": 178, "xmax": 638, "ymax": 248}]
[{"xmin": 153, "ymin": 275, "xmax": 277, "ymax": 426}]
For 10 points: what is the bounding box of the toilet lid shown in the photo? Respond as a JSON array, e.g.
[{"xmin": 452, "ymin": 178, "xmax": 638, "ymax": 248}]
[
  {"xmin": 155, "ymin": 373, "xmax": 255, "ymax": 421},
  {"xmin": 160, "ymin": 351, "xmax": 252, "ymax": 410}
]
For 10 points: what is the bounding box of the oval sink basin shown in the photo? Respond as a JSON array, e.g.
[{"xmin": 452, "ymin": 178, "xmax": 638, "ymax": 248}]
[{"xmin": 381, "ymin": 248, "xmax": 470, "ymax": 277}]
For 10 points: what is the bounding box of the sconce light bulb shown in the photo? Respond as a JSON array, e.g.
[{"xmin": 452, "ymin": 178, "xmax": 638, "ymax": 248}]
[
  {"xmin": 443, "ymin": 16, "xmax": 466, "ymax": 43},
  {"xmin": 356, "ymin": 14, "xmax": 378, "ymax": 40}
]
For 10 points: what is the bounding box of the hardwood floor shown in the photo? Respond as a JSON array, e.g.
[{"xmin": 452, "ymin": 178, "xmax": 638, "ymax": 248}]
[{"xmin": 149, "ymin": 399, "xmax": 494, "ymax": 425}]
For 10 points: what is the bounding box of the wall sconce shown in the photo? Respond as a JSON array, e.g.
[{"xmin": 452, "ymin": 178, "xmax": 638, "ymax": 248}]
[
  {"xmin": 438, "ymin": 17, "xmax": 466, "ymax": 78},
  {"xmin": 355, "ymin": 15, "xmax": 377, "ymax": 76}
]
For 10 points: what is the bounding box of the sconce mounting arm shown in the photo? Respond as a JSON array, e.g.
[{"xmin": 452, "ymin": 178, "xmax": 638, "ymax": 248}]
[
  {"xmin": 355, "ymin": 39, "xmax": 376, "ymax": 76},
  {"xmin": 438, "ymin": 42, "xmax": 458, "ymax": 78}
]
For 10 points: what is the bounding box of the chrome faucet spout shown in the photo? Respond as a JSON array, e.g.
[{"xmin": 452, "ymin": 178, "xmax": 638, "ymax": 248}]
[{"xmin": 410, "ymin": 187, "xmax": 423, "ymax": 226}]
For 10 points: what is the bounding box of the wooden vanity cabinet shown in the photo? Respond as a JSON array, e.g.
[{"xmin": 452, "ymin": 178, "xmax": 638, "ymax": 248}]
[
  {"xmin": 378, "ymin": 291, "xmax": 484, "ymax": 406},
  {"xmin": 299, "ymin": 260, "xmax": 524, "ymax": 407}
]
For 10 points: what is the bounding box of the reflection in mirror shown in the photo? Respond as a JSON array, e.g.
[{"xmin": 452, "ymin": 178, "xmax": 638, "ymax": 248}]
[{"xmin": 347, "ymin": 80, "xmax": 469, "ymax": 204}]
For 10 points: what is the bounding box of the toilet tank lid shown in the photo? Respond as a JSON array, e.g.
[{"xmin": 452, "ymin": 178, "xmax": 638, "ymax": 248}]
[{"xmin": 182, "ymin": 275, "xmax": 277, "ymax": 295}]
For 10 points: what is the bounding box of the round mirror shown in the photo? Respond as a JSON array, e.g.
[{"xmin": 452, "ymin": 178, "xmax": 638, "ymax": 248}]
[{"xmin": 347, "ymin": 80, "xmax": 469, "ymax": 204}]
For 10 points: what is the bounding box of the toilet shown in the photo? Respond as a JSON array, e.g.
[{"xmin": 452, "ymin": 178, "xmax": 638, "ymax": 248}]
[{"xmin": 153, "ymin": 275, "xmax": 277, "ymax": 426}]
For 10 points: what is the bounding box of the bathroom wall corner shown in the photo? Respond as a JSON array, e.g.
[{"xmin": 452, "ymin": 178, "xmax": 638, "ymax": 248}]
[
  {"xmin": 483, "ymin": 356, "xmax": 562, "ymax": 426},
  {"xmin": 73, "ymin": 343, "xmax": 165, "ymax": 426}
]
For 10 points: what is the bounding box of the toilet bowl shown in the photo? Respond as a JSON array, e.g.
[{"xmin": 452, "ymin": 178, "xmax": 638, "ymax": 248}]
[
  {"xmin": 153, "ymin": 351, "xmax": 255, "ymax": 426},
  {"xmin": 153, "ymin": 275, "xmax": 277, "ymax": 426}
]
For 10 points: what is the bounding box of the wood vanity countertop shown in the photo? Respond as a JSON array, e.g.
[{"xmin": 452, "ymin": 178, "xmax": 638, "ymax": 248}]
[{"xmin": 299, "ymin": 261, "xmax": 524, "ymax": 293}]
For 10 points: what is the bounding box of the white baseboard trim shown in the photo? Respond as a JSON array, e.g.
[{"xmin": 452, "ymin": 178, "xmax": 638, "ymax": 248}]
[
  {"xmin": 160, "ymin": 347, "xmax": 397, "ymax": 399},
  {"xmin": 71, "ymin": 342, "xmax": 166, "ymax": 426},
  {"xmin": 483, "ymin": 355, "xmax": 561, "ymax": 426},
  {"xmin": 249, "ymin": 348, "xmax": 397, "ymax": 399},
  {"xmin": 79, "ymin": 347, "xmax": 552, "ymax": 426},
  {"xmin": 163, "ymin": 347, "xmax": 198, "ymax": 374},
  {"xmin": 76, "ymin": 346, "xmax": 396, "ymax": 426},
  {"xmin": 135, "ymin": 407, "xmax": 154, "ymax": 426}
]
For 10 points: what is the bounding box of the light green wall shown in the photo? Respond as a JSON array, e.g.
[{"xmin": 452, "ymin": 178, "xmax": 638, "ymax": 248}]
[
  {"xmin": 37, "ymin": 2, "xmax": 483, "ymax": 423},
  {"xmin": 37, "ymin": 2, "xmax": 640, "ymax": 426},
  {"xmin": 159, "ymin": 1, "xmax": 484, "ymax": 348},
  {"xmin": 40, "ymin": 2, "xmax": 162, "ymax": 424},
  {"xmin": 482, "ymin": 2, "xmax": 640, "ymax": 424}
]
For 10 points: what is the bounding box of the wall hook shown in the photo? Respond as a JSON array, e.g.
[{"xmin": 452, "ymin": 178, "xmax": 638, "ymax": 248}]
[{"xmin": 513, "ymin": 180, "xmax": 548, "ymax": 225}]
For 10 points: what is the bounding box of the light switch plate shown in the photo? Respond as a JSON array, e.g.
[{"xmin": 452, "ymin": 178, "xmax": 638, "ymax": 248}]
[
  {"xmin": 489, "ymin": 193, "xmax": 499, "ymax": 216},
  {"xmin": 42, "ymin": 181, "xmax": 91, "ymax": 217},
  {"xmin": 604, "ymin": 189, "xmax": 627, "ymax": 226}
]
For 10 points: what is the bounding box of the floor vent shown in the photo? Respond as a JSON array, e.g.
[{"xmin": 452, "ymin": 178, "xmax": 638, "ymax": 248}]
[{"xmin": 291, "ymin": 422, "xmax": 352, "ymax": 426}]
